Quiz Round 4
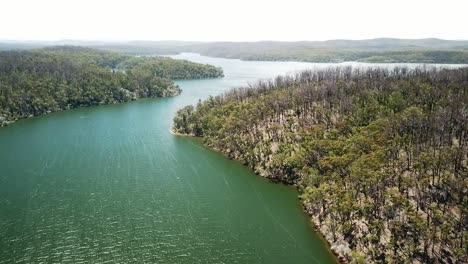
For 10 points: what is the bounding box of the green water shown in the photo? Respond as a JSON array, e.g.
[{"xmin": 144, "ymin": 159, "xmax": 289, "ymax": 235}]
[{"xmin": 4, "ymin": 54, "xmax": 462, "ymax": 263}]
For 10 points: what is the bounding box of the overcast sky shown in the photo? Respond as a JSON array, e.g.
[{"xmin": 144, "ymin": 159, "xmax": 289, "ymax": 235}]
[{"xmin": 1, "ymin": 0, "xmax": 467, "ymax": 41}]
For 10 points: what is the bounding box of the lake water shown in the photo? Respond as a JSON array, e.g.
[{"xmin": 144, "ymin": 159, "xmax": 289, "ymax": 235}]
[{"xmin": 0, "ymin": 53, "xmax": 464, "ymax": 263}]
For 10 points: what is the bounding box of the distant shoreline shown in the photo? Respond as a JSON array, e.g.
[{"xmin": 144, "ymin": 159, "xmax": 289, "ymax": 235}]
[{"xmin": 3, "ymin": 38, "xmax": 468, "ymax": 64}]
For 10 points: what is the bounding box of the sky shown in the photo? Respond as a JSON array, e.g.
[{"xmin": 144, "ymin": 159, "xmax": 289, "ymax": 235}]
[{"xmin": 1, "ymin": 0, "xmax": 467, "ymax": 42}]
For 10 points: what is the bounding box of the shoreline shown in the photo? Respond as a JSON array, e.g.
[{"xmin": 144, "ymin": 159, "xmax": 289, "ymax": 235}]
[
  {"xmin": 0, "ymin": 93, "xmax": 182, "ymax": 129},
  {"xmin": 169, "ymin": 128, "xmax": 193, "ymax": 137},
  {"xmin": 171, "ymin": 130, "xmax": 344, "ymax": 263}
]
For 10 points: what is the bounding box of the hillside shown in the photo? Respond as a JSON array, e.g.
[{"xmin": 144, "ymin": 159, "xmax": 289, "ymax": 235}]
[
  {"xmin": 173, "ymin": 67, "xmax": 468, "ymax": 263},
  {"xmin": 92, "ymin": 38, "xmax": 468, "ymax": 64},
  {"xmin": 2, "ymin": 38, "xmax": 468, "ymax": 63},
  {"xmin": 0, "ymin": 46, "xmax": 223, "ymax": 126},
  {"xmin": 179, "ymin": 39, "xmax": 468, "ymax": 63}
]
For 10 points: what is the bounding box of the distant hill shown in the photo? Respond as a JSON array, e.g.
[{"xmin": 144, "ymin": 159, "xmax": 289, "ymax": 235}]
[
  {"xmin": 1, "ymin": 38, "xmax": 468, "ymax": 63},
  {"xmin": 181, "ymin": 39, "xmax": 468, "ymax": 63}
]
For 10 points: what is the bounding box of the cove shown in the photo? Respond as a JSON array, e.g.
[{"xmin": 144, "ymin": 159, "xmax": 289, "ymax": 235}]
[{"xmin": 1, "ymin": 53, "xmax": 464, "ymax": 263}]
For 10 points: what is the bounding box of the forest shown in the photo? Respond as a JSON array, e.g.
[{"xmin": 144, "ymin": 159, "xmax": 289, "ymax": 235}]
[
  {"xmin": 233, "ymin": 48, "xmax": 468, "ymax": 64},
  {"xmin": 173, "ymin": 67, "xmax": 468, "ymax": 263},
  {"xmin": 0, "ymin": 46, "xmax": 223, "ymax": 126}
]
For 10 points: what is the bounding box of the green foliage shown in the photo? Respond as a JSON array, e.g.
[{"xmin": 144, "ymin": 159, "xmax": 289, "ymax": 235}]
[
  {"xmin": 0, "ymin": 46, "xmax": 223, "ymax": 125},
  {"xmin": 173, "ymin": 67, "xmax": 468, "ymax": 263},
  {"xmin": 350, "ymin": 250, "xmax": 366, "ymax": 264}
]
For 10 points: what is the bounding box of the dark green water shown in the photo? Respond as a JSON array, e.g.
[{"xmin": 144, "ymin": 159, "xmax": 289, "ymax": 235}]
[{"xmin": 2, "ymin": 54, "xmax": 462, "ymax": 263}]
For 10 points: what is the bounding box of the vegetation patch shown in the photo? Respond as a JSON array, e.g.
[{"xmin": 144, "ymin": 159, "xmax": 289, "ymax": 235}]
[
  {"xmin": 173, "ymin": 67, "xmax": 467, "ymax": 263},
  {"xmin": 0, "ymin": 46, "xmax": 223, "ymax": 126}
]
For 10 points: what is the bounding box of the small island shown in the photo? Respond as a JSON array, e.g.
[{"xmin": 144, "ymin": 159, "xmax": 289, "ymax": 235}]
[
  {"xmin": 0, "ymin": 46, "xmax": 224, "ymax": 126},
  {"xmin": 173, "ymin": 66, "xmax": 468, "ymax": 263}
]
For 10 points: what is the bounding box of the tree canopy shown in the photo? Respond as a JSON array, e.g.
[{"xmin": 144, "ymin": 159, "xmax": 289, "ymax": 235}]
[
  {"xmin": 0, "ymin": 46, "xmax": 223, "ymax": 126},
  {"xmin": 173, "ymin": 67, "xmax": 468, "ymax": 263}
]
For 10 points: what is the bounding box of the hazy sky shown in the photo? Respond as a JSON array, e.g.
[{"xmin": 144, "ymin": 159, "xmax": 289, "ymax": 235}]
[{"xmin": 1, "ymin": 0, "xmax": 467, "ymax": 41}]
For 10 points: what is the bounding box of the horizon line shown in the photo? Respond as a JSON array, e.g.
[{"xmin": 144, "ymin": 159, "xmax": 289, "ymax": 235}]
[{"xmin": 1, "ymin": 37, "xmax": 468, "ymax": 43}]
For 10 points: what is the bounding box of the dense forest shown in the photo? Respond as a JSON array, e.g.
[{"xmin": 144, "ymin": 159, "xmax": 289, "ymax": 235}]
[
  {"xmin": 0, "ymin": 46, "xmax": 223, "ymax": 126},
  {"xmin": 173, "ymin": 67, "xmax": 468, "ymax": 263}
]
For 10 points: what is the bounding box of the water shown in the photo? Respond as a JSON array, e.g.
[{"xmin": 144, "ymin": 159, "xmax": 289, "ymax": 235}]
[{"xmin": 1, "ymin": 53, "xmax": 464, "ymax": 264}]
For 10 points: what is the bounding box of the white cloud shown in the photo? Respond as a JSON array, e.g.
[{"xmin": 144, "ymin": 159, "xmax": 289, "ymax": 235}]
[{"xmin": 1, "ymin": 0, "xmax": 467, "ymax": 41}]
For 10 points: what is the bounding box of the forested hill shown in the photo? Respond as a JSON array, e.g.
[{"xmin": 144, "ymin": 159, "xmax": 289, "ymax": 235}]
[
  {"xmin": 181, "ymin": 39, "xmax": 468, "ymax": 64},
  {"xmin": 92, "ymin": 38, "xmax": 468, "ymax": 64},
  {"xmin": 173, "ymin": 67, "xmax": 468, "ymax": 263},
  {"xmin": 3, "ymin": 38, "xmax": 468, "ymax": 64},
  {"xmin": 0, "ymin": 46, "xmax": 223, "ymax": 126}
]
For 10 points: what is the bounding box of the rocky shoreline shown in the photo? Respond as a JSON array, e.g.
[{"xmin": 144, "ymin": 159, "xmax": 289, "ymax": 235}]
[
  {"xmin": 231, "ymin": 150, "xmax": 348, "ymax": 263},
  {"xmin": 171, "ymin": 67, "xmax": 467, "ymax": 263},
  {"xmin": 171, "ymin": 129, "xmax": 346, "ymax": 263}
]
